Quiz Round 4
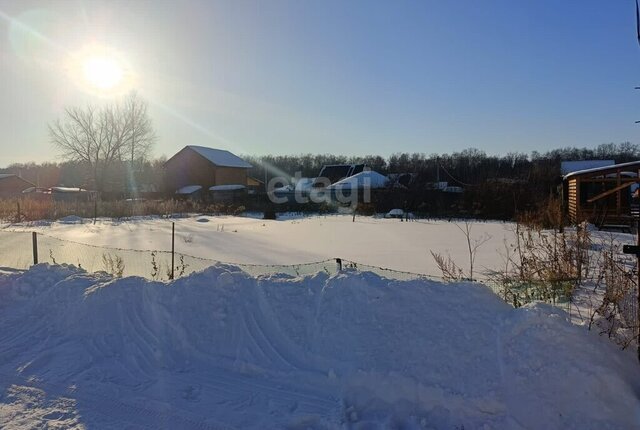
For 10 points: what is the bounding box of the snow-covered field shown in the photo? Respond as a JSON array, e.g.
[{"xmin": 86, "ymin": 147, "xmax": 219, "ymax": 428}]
[
  {"xmin": 1, "ymin": 215, "xmax": 639, "ymax": 428},
  {"xmin": 3, "ymin": 215, "xmax": 524, "ymax": 277}
]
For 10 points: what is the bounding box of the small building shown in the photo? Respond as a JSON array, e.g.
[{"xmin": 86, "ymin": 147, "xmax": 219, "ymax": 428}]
[
  {"xmin": 246, "ymin": 177, "xmax": 264, "ymax": 193},
  {"xmin": 312, "ymin": 164, "xmax": 366, "ymax": 188},
  {"xmin": 0, "ymin": 174, "xmax": 35, "ymax": 198},
  {"xmin": 50, "ymin": 187, "xmax": 94, "ymax": 202},
  {"xmin": 327, "ymin": 170, "xmax": 388, "ymax": 190},
  {"xmin": 209, "ymin": 184, "xmax": 246, "ymax": 203},
  {"xmin": 164, "ymin": 146, "xmax": 253, "ymax": 196},
  {"xmin": 563, "ymin": 161, "xmax": 640, "ymax": 227},
  {"xmin": 175, "ymin": 185, "xmax": 203, "ymax": 200},
  {"xmin": 22, "ymin": 186, "xmax": 95, "ymax": 202}
]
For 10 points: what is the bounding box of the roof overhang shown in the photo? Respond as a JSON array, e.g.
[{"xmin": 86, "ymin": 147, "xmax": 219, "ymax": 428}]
[{"xmin": 563, "ymin": 161, "xmax": 640, "ymax": 181}]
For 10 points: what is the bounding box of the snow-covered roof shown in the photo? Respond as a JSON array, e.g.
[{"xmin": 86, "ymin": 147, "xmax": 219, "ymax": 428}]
[
  {"xmin": 51, "ymin": 187, "xmax": 87, "ymax": 193},
  {"xmin": 0, "ymin": 173, "xmax": 16, "ymax": 180},
  {"xmin": 560, "ymin": 160, "xmax": 614, "ymax": 176},
  {"xmin": 209, "ymin": 184, "xmax": 246, "ymax": 191},
  {"xmin": 328, "ymin": 171, "xmax": 388, "ymax": 189},
  {"xmin": 563, "ymin": 160, "xmax": 640, "ymax": 180},
  {"xmin": 187, "ymin": 146, "xmax": 252, "ymax": 168},
  {"xmin": 176, "ymin": 185, "xmax": 202, "ymax": 195}
]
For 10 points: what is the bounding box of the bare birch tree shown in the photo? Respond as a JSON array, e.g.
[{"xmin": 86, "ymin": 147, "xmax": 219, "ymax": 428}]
[{"xmin": 48, "ymin": 93, "xmax": 156, "ymax": 193}]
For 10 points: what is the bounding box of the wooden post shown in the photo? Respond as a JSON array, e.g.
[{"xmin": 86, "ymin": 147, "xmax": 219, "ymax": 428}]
[
  {"xmin": 17, "ymin": 200, "xmax": 21, "ymax": 223},
  {"xmin": 93, "ymin": 198, "xmax": 98, "ymax": 225},
  {"xmin": 32, "ymin": 232, "xmax": 38, "ymax": 265},
  {"xmin": 336, "ymin": 258, "xmax": 342, "ymax": 271},
  {"xmin": 171, "ymin": 222, "xmax": 175, "ymax": 280},
  {"xmin": 616, "ymin": 169, "xmax": 622, "ymax": 217}
]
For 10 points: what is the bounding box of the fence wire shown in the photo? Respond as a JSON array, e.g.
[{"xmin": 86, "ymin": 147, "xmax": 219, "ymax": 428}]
[
  {"xmin": 0, "ymin": 230, "xmax": 637, "ymax": 337},
  {"xmin": 0, "ymin": 231, "xmax": 340, "ymax": 280}
]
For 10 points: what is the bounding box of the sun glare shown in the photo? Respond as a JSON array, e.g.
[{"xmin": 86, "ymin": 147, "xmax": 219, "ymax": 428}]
[
  {"xmin": 69, "ymin": 45, "xmax": 132, "ymax": 95},
  {"xmin": 82, "ymin": 55, "xmax": 123, "ymax": 90}
]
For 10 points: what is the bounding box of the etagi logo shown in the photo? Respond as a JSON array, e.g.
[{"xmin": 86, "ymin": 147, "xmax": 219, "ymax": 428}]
[{"xmin": 266, "ymin": 171, "xmax": 372, "ymax": 208}]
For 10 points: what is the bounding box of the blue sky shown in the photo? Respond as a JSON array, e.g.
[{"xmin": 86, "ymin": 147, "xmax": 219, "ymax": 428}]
[{"xmin": 1, "ymin": 0, "xmax": 640, "ymax": 166}]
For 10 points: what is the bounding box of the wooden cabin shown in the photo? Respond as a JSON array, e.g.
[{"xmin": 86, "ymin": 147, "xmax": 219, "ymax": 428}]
[
  {"xmin": 563, "ymin": 161, "xmax": 640, "ymax": 228},
  {"xmin": 164, "ymin": 146, "xmax": 252, "ymax": 196}
]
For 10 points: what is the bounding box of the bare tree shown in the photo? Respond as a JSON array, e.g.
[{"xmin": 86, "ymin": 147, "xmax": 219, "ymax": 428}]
[
  {"xmin": 48, "ymin": 93, "xmax": 156, "ymax": 193},
  {"xmin": 124, "ymin": 93, "xmax": 155, "ymax": 166}
]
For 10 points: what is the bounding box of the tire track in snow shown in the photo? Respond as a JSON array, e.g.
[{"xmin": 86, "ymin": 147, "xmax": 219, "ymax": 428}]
[
  {"xmin": 0, "ymin": 370, "xmax": 234, "ymax": 430},
  {"xmin": 189, "ymin": 368, "xmax": 339, "ymax": 414},
  {"xmin": 495, "ymin": 317, "xmax": 528, "ymax": 430}
]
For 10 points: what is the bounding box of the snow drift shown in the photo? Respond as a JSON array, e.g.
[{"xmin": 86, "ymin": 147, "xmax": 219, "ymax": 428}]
[{"xmin": 0, "ymin": 264, "xmax": 639, "ymax": 429}]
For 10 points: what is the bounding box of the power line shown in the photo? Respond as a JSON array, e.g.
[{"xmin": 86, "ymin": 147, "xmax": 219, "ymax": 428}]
[{"xmin": 437, "ymin": 163, "xmax": 477, "ymax": 187}]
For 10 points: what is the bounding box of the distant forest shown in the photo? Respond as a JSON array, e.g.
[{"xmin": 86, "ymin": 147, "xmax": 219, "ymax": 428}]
[{"xmin": 2, "ymin": 142, "xmax": 639, "ymax": 219}]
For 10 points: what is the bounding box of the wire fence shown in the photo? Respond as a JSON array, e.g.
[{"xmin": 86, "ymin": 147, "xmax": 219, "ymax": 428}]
[
  {"xmin": 0, "ymin": 230, "xmax": 506, "ymax": 287},
  {"xmin": 0, "ymin": 231, "xmax": 341, "ymax": 280},
  {"xmin": 0, "ymin": 230, "xmax": 572, "ymax": 313},
  {"xmin": 0, "ymin": 229, "xmax": 637, "ymax": 336}
]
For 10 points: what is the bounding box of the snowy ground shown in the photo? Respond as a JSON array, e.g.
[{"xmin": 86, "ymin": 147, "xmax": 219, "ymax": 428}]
[
  {"xmin": 1, "ymin": 264, "xmax": 639, "ymax": 429},
  {"xmin": 1, "ymin": 214, "xmax": 639, "ymax": 428},
  {"xmin": 2, "ymin": 214, "xmax": 529, "ymax": 277},
  {"xmin": 2, "ymin": 213, "xmax": 636, "ymax": 279}
]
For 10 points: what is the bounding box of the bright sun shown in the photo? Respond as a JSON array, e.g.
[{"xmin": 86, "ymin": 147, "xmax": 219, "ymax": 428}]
[
  {"xmin": 69, "ymin": 44, "xmax": 133, "ymax": 95},
  {"xmin": 82, "ymin": 55, "xmax": 124, "ymax": 90}
]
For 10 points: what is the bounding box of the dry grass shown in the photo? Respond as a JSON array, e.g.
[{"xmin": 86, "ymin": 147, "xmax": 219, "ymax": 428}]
[{"xmin": 0, "ymin": 198, "xmax": 245, "ymax": 222}]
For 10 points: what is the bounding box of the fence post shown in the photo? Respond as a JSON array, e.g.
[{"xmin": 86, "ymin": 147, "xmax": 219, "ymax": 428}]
[
  {"xmin": 170, "ymin": 222, "xmax": 175, "ymax": 280},
  {"xmin": 32, "ymin": 232, "xmax": 38, "ymax": 265},
  {"xmin": 17, "ymin": 200, "xmax": 21, "ymax": 223},
  {"xmin": 336, "ymin": 258, "xmax": 342, "ymax": 272}
]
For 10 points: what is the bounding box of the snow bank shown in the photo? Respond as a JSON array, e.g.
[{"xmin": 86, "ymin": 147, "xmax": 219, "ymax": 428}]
[{"xmin": 1, "ymin": 265, "xmax": 639, "ymax": 429}]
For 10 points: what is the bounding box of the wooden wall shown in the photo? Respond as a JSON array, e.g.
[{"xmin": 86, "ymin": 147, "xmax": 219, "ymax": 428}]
[
  {"xmin": 215, "ymin": 167, "xmax": 247, "ymax": 186},
  {"xmin": 164, "ymin": 147, "xmax": 248, "ymax": 193},
  {"xmin": 568, "ymin": 178, "xmax": 578, "ymax": 223}
]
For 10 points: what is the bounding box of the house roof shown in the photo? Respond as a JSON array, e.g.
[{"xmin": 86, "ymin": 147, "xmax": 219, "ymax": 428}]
[
  {"xmin": 314, "ymin": 164, "xmax": 366, "ymax": 187},
  {"xmin": 563, "ymin": 160, "xmax": 640, "ymax": 180},
  {"xmin": 187, "ymin": 146, "xmax": 252, "ymax": 168},
  {"xmin": 51, "ymin": 187, "xmax": 88, "ymax": 193},
  {"xmin": 0, "ymin": 174, "xmax": 36, "ymax": 186},
  {"xmin": 176, "ymin": 185, "xmax": 202, "ymax": 195},
  {"xmin": 560, "ymin": 160, "xmax": 614, "ymax": 175},
  {"xmin": 209, "ymin": 184, "xmax": 245, "ymax": 191},
  {"xmin": 328, "ymin": 170, "xmax": 389, "ymax": 189}
]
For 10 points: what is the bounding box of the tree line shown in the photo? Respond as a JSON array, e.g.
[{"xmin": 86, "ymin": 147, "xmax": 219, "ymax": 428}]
[
  {"xmin": 244, "ymin": 143, "xmax": 640, "ymax": 186},
  {"xmin": 3, "ymin": 142, "xmax": 639, "ymax": 193},
  {"xmin": 2, "ymin": 93, "xmax": 640, "ymax": 218}
]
